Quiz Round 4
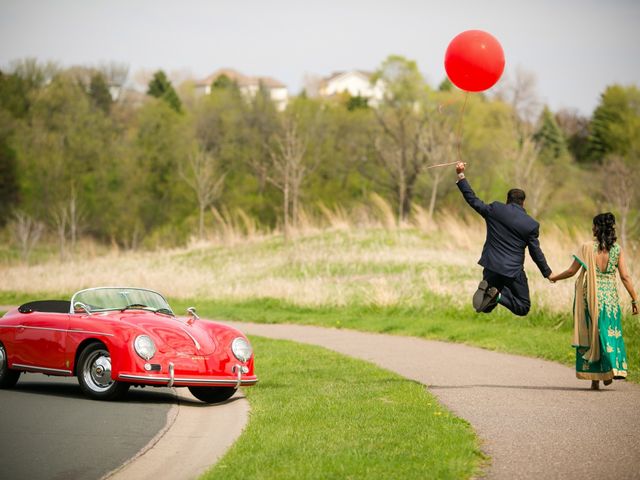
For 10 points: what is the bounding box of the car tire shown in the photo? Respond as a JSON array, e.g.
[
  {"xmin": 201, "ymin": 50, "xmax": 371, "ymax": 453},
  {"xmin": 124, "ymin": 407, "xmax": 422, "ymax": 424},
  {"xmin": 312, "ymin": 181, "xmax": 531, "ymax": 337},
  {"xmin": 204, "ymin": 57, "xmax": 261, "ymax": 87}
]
[
  {"xmin": 0, "ymin": 343, "xmax": 21, "ymax": 388},
  {"xmin": 77, "ymin": 342, "xmax": 130, "ymax": 401},
  {"xmin": 188, "ymin": 386, "xmax": 237, "ymax": 404}
]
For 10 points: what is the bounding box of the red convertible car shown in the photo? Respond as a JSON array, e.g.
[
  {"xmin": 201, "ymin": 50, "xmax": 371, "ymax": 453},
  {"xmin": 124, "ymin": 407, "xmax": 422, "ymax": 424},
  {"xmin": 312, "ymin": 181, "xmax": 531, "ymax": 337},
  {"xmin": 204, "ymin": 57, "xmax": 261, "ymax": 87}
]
[{"xmin": 0, "ymin": 287, "xmax": 257, "ymax": 403}]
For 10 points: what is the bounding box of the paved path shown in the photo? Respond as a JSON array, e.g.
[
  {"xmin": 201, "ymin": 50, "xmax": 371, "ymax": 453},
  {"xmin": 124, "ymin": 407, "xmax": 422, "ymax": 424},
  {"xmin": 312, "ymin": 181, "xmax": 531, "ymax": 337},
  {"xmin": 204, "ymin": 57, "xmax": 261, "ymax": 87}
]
[
  {"xmin": 105, "ymin": 389, "xmax": 249, "ymax": 480},
  {"xmin": 0, "ymin": 374, "xmax": 249, "ymax": 480},
  {"xmin": 0, "ymin": 375, "xmax": 173, "ymax": 480},
  {"xmin": 225, "ymin": 321, "xmax": 640, "ymax": 480}
]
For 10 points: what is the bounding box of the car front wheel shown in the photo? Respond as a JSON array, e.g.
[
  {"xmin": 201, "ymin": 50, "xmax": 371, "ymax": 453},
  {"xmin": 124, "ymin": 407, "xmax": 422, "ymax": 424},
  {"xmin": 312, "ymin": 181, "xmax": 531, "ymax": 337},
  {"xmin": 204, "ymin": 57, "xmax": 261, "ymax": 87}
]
[
  {"xmin": 77, "ymin": 343, "xmax": 129, "ymax": 401},
  {"xmin": 0, "ymin": 343, "xmax": 20, "ymax": 388},
  {"xmin": 188, "ymin": 386, "xmax": 237, "ymax": 404}
]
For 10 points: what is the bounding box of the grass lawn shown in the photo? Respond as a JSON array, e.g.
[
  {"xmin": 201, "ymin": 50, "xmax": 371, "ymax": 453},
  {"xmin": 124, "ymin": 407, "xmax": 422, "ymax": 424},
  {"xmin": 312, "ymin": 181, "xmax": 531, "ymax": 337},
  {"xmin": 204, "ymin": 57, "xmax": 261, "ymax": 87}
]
[{"xmin": 205, "ymin": 336, "xmax": 484, "ymax": 480}]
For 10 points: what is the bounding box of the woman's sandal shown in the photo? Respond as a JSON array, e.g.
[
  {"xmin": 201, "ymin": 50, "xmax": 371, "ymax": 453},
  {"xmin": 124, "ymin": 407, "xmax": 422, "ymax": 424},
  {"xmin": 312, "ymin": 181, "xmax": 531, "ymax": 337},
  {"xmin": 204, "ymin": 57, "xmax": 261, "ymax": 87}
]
[
  {"xmin": 603, "ymin": 379, "xmax": 613, "ymax": 386},
  {"xmin": 591, "ymin": 380, "xmax": 600, "ymax": 390}
]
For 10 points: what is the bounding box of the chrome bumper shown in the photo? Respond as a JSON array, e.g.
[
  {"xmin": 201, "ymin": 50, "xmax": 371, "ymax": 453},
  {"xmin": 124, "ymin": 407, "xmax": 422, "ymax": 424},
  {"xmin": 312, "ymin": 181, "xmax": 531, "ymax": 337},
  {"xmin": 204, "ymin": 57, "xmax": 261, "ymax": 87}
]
[{"xmin": 118, "ymin": 363, "xmax": 257, "ymax": 387}]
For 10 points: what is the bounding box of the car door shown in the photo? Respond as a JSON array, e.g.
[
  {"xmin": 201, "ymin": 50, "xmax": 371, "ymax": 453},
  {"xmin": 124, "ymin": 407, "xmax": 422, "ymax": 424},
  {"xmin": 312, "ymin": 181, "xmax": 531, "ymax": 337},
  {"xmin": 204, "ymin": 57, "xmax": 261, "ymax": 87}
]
[{"xmin": 13, "ymin": 312, "xmax": 70, "ymax": 374}]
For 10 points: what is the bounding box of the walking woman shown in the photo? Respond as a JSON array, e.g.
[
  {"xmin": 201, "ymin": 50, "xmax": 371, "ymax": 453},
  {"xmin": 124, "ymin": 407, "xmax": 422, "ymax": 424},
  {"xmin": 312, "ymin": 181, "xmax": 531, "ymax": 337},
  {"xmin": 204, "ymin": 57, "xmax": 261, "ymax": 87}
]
[{"xmin": 549, "ymin": 213, "xmax": 638, "ymax": 389}]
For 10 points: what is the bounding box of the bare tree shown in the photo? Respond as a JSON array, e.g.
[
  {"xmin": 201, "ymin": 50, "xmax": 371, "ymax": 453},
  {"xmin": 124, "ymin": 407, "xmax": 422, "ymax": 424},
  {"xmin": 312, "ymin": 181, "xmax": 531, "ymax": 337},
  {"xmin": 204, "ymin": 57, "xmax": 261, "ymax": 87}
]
[
  {"xmin": 180, "ymin": 148, "xmax": 226, "ymax": 239},
  {"xmin": 494, "ymin": 66, "xmax": 542, "ymax": 127},
  {"xmin": 267, "ymin": 115, "xmax": 308, "ymax": 241},
  {"xmin": 68, "ymin": 187, "xmax": 82, "ymax": 247},
  {"xmin": 52, "ymin": 204, "xmax": 68, "ymax": 261},
  {"xmin": 10, "ymin": 212, "xmax": 45, "ymax": 263},
  {"xmin": 369, "ymin": 55, "xmax": 431, "ymax": 222},
  {"xmin": 243, "ymin": 88, "xmax": 279, "ymax": 193},
  {"xmin": 50, "ymin": 187, "xmax": 84, "ymax": 260},
  {"xmin": 503, "ymin": 124, "xmax": 550, "ymax": 216},
  {"xmin": 372, "ymin": 108, "xmax": 429, "ymax": 222},
  {"xmin": 417, "ymin": 111, "xmax": 456, "ymax": 219},
  {"xmin": 302, "ymin": 73, "xmax": 323, "ymax": 98},
  {"xmin": 601, "ymin": 156, "xmax": 638, "ymax": 248},
  {"xmin": 98, "ymin": 61, "xmax": 129, "ymax": 87},
  {"xmin": 495, "ymin": 68, "xmax": 552, "ymax": 215}
]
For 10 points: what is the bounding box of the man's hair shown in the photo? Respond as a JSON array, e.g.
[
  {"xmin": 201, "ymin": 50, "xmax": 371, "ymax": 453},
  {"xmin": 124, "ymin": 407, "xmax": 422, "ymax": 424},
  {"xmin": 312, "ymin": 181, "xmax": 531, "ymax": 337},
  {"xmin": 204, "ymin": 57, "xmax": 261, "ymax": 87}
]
[{"xmin": 506, "ymin": 188, "xmax": 526, "ymax": 206}]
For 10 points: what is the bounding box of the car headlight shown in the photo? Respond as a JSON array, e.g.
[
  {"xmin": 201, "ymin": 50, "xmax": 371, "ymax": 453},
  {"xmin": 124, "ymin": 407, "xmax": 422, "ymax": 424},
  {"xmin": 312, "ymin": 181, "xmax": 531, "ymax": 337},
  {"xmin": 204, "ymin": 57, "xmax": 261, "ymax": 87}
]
[
  {"xmin": 134, "ymin": 335, "xmax": 156, "ymax": 360},
  {"xmin": 231, "ymin": 337, "xmax": 252, "ymax": 362}
]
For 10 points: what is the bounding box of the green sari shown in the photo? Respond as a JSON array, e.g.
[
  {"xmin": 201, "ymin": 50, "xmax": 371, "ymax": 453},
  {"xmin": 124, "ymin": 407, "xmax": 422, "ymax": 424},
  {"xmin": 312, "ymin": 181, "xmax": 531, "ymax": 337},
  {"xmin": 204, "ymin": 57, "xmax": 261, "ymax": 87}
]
[{"xmin": 573, "ymin": 242, "xmax": 628, "ymax": 381}]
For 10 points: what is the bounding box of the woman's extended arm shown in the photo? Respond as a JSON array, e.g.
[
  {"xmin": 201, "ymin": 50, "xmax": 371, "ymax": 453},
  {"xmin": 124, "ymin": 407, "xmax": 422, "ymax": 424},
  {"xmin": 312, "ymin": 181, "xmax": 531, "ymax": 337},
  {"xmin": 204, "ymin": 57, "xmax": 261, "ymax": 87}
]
[
  {"xmin": 617, "ymin": 249, "xmax": 639, "ymax": 315},
  {"xmin": 548, "ymin": 259, "xmax": 582, "ymax": 282}
]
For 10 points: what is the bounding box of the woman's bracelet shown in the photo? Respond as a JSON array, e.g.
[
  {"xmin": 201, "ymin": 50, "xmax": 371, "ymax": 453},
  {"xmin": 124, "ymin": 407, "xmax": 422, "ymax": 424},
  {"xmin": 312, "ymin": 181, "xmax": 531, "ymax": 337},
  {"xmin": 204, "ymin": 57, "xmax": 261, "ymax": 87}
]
[{"xmin": 632, "ymin": 300, "xmax": 638, "ymax": 305}]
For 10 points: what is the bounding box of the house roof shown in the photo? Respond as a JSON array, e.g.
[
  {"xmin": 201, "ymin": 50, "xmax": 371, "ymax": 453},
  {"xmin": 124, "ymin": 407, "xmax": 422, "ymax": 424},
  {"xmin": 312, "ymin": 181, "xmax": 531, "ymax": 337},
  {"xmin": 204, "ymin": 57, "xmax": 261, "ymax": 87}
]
[
  {"xmin": 319, "ymin": 70, "xmax": 375, "ymax": 89},
  {"xmin": 197, "ymin": 68, "xmax": 286, "ymax": 89}
]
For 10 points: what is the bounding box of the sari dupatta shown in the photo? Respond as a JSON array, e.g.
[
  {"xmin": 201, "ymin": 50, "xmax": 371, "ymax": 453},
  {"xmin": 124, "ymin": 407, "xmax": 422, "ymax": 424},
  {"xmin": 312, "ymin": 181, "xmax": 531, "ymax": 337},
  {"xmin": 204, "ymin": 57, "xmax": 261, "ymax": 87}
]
[{"xmin": 573, "ymin": 242, "xmax": 600, "ymax": 363}]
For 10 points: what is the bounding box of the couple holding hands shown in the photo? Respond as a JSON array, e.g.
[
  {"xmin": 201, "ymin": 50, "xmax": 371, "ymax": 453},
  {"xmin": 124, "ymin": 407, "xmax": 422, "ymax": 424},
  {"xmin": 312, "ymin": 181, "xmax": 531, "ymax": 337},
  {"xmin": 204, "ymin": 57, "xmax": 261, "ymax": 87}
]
[{"xmin": 455, "ymin": 162, "xmax": 638, "ymax": 390}]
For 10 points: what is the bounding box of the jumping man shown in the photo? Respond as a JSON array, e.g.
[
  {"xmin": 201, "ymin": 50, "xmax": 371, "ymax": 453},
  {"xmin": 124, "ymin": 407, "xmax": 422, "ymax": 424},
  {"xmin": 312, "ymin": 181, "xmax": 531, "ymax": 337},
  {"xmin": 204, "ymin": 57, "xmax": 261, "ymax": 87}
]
[{"xmin": 455, "ymin": 162, "xmax": 553, "ymax": 315}]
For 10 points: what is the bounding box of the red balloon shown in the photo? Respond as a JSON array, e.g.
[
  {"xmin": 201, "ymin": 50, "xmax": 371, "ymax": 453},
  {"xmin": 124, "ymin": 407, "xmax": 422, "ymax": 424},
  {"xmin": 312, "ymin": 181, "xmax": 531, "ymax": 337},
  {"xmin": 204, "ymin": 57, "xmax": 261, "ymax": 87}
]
[{"xmin": 444, "ymin": 30, "xmax": 505, "ymax": 92}]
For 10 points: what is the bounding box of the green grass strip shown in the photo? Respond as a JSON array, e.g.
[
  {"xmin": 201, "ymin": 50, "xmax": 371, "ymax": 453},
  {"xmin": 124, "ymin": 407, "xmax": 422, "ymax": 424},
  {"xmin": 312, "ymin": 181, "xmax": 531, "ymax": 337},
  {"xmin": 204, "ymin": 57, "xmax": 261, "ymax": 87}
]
[
  {"xmin": 205, "ymin": 336, "xmax": 484, "ymax": 480},
  {"xmin": 2, "ymin": 290, "xmax": 637, "ymax": 383},
  {"xmin": 168, "ymin": 296, "xmax": 639, "ymax": 384}
]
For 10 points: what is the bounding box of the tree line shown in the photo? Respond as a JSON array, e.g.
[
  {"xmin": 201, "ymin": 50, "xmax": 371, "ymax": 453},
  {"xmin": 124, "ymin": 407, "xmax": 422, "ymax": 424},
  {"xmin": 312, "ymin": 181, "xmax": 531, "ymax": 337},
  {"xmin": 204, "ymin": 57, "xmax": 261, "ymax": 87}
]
[{"xmin": 0, "ymin": 56, "xmax": 639, "ymax": 259}]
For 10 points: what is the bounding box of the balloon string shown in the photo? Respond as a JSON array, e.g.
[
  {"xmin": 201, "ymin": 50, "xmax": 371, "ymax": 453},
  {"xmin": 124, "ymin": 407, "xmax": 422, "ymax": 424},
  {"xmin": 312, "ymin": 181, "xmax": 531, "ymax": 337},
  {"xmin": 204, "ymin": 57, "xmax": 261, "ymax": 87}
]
[{"xmin": 455, "ymin": 91, "xmax": 469, "ymax": 163}]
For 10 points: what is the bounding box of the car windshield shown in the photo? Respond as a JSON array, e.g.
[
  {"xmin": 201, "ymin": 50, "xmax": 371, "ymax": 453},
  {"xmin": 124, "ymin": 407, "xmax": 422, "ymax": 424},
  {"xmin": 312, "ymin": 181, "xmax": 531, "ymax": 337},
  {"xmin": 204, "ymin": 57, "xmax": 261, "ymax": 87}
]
[{"xmin": 71, "ymin": 287, "xmax": 174, "ymax": 315}]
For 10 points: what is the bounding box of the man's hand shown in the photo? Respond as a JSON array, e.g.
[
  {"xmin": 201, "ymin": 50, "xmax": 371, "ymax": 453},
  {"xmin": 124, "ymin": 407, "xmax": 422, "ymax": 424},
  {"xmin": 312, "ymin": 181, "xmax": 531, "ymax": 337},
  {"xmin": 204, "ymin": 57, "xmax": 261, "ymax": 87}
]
[{"xmin": 456, "ymin": 162, "xmax": 465, "ymax": 174}]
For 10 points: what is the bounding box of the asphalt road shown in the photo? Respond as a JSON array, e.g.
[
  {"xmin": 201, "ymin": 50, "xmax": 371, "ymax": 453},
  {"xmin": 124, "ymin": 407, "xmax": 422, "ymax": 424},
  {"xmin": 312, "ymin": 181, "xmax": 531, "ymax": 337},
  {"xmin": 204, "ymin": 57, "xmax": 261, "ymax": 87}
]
[
  {"xmin": 0, "ymin": 374, "xmax": 174, "ymax": 480},
  {"xmin": 225, "ymin": 321, "xmax": 640, "ymax": 480}
]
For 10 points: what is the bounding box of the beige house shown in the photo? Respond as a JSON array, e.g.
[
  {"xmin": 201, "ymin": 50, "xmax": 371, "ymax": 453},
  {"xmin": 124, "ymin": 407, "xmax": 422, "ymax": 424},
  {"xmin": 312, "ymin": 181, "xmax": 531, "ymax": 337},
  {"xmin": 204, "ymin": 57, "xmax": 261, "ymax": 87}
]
[
  {"xmin": 195, "ymin": 68, "xmax": 288, "ymax": 111},
  {"xmin": 318, "ymin": 70, "xmax": 385, "ymax": 106}
]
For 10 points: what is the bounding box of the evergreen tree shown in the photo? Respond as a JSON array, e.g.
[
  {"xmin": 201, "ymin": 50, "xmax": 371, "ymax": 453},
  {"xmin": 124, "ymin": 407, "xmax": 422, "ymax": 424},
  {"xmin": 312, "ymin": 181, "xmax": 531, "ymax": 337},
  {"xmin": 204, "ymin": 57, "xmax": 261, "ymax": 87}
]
[
  {"xmin": 212, "ymin": 74, "xmax": 235, "ymax": 90},
  {"xmin": 438, "ymin": 78, "xmax": 453, "ymax": 92},
  {"xmin": 533, "ymin": 106, "xmax": 567, "ymax": 162},
  {"xmin": 89, "ymin": 73, "xmax": 112, "ymax": 114},
  {"xmin": 346, "ymin": 94, "xmax": 369, "ymax": 111},
  {"xmin": 587, "ymin": 84, "xmax": 640, "ymax": 162},
  {"xmin": 147, "ymin": 70, "xmax": 182, "ymax": 113}
]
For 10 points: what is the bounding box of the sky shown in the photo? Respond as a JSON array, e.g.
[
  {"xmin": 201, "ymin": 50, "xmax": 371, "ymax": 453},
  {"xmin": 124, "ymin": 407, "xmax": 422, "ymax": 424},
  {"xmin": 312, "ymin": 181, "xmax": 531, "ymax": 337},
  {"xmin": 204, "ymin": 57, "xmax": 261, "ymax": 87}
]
[{"xmin": 1, "ymin": 0, "xmax": 639, "ymax": 116}]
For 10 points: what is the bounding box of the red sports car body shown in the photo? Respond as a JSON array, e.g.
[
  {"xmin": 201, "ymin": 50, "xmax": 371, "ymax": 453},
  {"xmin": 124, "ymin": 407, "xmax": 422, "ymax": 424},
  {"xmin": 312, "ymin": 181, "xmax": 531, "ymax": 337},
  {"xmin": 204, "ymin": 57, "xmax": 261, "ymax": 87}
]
[{"xmin": 0, "ymin": 287, "xmax": 257, "ymax": 403}]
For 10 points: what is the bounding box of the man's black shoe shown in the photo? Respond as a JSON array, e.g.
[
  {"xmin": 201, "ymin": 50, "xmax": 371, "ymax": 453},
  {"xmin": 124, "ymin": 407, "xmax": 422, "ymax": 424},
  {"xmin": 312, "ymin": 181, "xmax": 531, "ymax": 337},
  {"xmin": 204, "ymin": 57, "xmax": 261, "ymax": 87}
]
[
  {"xmin": 472, "ymin": 280, "xmax": 499, "ymax": 313},
  {"xmin": 480, "ymin": 287, "xmax": 499, "ymax": 313}
]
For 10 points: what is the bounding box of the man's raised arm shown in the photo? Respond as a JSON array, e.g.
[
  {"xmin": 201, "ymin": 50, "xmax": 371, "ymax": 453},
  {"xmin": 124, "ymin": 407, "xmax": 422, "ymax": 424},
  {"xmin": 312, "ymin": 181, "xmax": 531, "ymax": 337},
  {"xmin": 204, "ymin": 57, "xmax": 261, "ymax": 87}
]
[{"xmin": 455, "ymin": 162, "xmax": 490, "ymax": 217}]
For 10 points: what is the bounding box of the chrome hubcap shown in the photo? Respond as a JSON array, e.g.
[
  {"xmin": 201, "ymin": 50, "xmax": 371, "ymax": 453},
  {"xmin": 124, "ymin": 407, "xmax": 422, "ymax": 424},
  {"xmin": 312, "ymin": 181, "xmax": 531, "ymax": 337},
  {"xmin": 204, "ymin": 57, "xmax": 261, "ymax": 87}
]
[{"xmin": 83, "ymin": 351, "xmax": 113, "ymax": 391}]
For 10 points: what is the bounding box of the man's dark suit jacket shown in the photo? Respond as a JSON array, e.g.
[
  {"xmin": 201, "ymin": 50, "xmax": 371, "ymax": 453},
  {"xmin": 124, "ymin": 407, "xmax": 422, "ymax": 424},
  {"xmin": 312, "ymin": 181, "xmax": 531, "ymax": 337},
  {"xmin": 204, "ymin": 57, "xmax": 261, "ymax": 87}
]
[{"xmin": 457, "ymin": 178, "xmax": 551, "ymax": 279}]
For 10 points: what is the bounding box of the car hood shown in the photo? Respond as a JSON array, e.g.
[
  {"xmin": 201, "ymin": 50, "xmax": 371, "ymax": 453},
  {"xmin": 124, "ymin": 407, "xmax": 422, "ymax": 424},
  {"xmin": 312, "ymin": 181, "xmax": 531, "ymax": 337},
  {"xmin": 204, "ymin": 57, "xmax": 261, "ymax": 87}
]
[{"xmin": 120, "ymin": 312, "xmax": 216, "ymax": 355}]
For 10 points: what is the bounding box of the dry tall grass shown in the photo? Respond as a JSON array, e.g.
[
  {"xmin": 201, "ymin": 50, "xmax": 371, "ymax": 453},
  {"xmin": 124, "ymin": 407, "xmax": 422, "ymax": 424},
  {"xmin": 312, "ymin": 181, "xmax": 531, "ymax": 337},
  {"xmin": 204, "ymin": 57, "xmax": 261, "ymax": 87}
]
[{"xmin": 1, "ymin": 196, "xmax": 637, "ymax": 316}]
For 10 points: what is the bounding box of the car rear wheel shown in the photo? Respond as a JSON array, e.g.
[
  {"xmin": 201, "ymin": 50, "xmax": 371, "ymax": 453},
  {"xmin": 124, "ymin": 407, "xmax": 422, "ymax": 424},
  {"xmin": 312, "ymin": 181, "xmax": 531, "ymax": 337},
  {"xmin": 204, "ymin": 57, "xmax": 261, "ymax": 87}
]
[
  {"xmin": 77, "ymin": 343, "xmax": 129, "ymax": 401},
  {"xmin": 188, "ymin": 386, "xmax": 237, "ymax": 404},
  {"xmin": 0, "ymin": 343, "xmax": 21, "ymax": 388}
]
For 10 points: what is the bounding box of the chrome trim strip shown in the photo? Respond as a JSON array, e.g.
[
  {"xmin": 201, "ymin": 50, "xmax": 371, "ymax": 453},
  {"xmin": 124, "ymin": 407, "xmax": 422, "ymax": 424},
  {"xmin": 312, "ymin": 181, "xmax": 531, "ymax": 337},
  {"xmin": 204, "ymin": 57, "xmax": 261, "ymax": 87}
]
[
  {"xmin": 4, "ymin": 325, "xmax": 113, "ymax": 337},
  {"xmin": 118, "ymin": 374, "xmax": 258, "ymax": 385},
  {"xmin": 12, "ymin": 363, "xmax": 72, "ymax": 375},
  {"xmin": 179, "ymin": 327, "xmax": 201, "ymax": 351},
  {"xmin": 68, "ymin": 328, "xmax": 114, "ymax": 337}
]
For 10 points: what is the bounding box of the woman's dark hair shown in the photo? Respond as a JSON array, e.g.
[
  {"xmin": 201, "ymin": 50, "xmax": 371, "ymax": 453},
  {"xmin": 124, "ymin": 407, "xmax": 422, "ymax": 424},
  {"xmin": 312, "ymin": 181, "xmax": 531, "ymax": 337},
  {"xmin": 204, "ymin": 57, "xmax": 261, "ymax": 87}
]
[{"xmin": 593, "ymin": 212, "xmax": 617, "ymax": 251}]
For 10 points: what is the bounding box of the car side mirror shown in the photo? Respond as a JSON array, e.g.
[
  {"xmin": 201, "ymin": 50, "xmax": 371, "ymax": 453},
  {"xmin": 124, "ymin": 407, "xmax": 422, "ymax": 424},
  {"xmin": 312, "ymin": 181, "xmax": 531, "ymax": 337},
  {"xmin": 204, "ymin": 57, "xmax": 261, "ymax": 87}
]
[
  {"xmin": 74, "ymin": 302, "xmax": 92, "ymax": 315},
  {"xmin": 186, "ymin": 307, "xmax": 200, "ymax": 323}
]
